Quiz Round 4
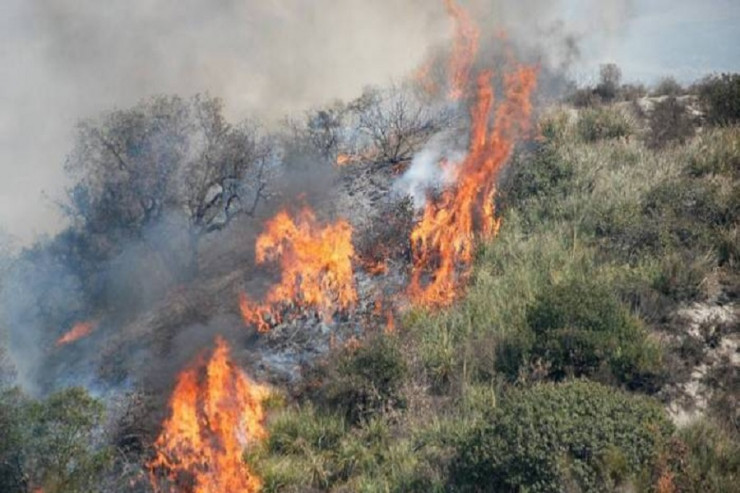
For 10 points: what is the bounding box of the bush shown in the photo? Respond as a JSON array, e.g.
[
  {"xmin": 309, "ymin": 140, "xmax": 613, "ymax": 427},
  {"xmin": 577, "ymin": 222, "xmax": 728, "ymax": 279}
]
[
  {"xmin": 450, "ymin": 380, "xmax": 673, "ymax": 492},
  {"xmin": 671, "ymin": 420, "xmax": 740, "ymax": 492},
  {"xmin": 0, "ymin": 387, "xmax": 110, "ymax": 493},
  {"xmin": 576, "ymin": 107, "xmax": 632, "ymax": 142},
  {"xmin": 311, "ymin": 336, "xmax": 407, "ymax": 424},
  {"xmin": 696, "ymin": 73, "xmax": 740, "ymax": 125},
  {"xmin": 520, "ymin": 280, "xmax": 664, "ymax": 390},
  {"xmin": 652, "ymin": 77, "xmax": 684, "ymax": 97},
  {"xmin": 647, "ymin": 97, "xmax": 695, "ymax": 149},
  {"xmin": 501, "ymin": 143, "xmax": 574, "ymax": 213},
  {"xmin": 685, "ymin": 127, "xmax": 740, "ymax": 178}
]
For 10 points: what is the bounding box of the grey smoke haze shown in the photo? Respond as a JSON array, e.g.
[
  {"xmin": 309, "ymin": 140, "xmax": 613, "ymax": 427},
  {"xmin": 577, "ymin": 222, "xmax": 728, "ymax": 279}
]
[{"xmin": 1, "ymin": 0, "xmax": 738, "ymax": 244}]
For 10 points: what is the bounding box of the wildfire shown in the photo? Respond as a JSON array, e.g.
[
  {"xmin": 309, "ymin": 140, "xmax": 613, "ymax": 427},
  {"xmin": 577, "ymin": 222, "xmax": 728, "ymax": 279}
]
[
  {"xmin": 55, "ymin": 320, "xmax": 97, "ymax": 346},
  {"xmin": 148, "ymin": 337, "xmax": 269, "ymax": 493},
  {"xmin": 336, "ymin": 153, "xmax": 352, "ymax": 166},
  {"xmin": 408, "ymin": 3, "xmax": 537, "ymax": 307},
  {"xmin": 240, "ymin": 207, "xmax": 357, "ymax": 330}
]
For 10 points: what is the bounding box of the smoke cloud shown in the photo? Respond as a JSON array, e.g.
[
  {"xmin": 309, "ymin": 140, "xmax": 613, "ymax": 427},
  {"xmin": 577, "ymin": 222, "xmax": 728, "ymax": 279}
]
[{"xmin": 0, "ymin": 0, "xmax": 641, "ymax": 244}]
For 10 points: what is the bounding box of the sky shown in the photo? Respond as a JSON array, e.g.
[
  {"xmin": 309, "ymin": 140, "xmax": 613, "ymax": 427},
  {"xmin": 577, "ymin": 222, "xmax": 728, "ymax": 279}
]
[{"xmin": 0, "ymin": 0, "xmax": 738, "ymax": 246}]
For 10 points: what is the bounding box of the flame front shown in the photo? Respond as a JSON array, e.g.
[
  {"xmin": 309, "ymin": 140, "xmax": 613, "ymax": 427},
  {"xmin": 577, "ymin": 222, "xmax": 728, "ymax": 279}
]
[
  {"xmin": 55, "ymin": 320, "xmax": 97, "ymax": 346},
  {"xmin": 240, "ymin": 207, "xmax": 357, "ymax": 330},
  {"xmin": 148, "ymin": 337, "xmax": 268, "ymax": 493},
  {"xmin": 409, "ymin": 2, "xmax": 537, "ymax": 307}
]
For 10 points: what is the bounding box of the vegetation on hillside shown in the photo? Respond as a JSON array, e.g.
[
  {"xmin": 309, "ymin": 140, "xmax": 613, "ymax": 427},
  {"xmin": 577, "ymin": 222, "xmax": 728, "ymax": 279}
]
[{"xmin": 1, "ymin": 66, "xmax": 738, "ymax": 491}]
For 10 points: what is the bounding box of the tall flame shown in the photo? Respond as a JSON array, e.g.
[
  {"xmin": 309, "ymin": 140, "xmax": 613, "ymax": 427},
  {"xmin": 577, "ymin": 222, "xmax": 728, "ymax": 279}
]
[
  {"xmin": 148, "ymin": 337, "xmax": 269, "ymax": 493},
  {"xmin": 409, "ymin": 3, "xmax": 537, "ymax": 307},
  {"xmin": 240, "ymin": 207, "xmax": 357, "ymax": 331}
]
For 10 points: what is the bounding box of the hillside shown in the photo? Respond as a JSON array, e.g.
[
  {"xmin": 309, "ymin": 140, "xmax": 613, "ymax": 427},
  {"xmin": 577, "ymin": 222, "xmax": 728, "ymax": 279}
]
[{"xmin": 1, "ymin": 4, "xmax": 739, "ymax": 492}]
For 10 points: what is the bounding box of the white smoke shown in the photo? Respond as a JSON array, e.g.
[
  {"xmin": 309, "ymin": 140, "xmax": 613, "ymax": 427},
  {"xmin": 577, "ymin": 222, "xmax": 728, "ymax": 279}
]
[{"xmin": 394, "ymin": 132, "xmax": 466, "ymax": 209}]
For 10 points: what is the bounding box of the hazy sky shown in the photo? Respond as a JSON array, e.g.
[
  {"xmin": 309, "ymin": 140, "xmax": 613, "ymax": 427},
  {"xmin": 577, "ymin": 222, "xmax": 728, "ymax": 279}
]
[{"xmin": 1, "ymin": 0, "xmax": 738, "ymax": 245}]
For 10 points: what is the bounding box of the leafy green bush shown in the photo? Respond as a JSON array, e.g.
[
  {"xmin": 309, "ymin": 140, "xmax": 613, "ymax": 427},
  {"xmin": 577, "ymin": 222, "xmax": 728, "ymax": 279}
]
[
  {"xmin": 495, "ymin": 280, "xmax": 665, "ymax": 390},
  {"xmin": 526, "ymin": 281, "xmax": 664, "ymax": 390},
  {"xmin": 696, "ymin": 73, "xmax": 740, "ymax": 125},
  {"xmin": 0, "ymin": 388, "xmax": 28, "ymax": 492},
  {"xmin": 647, "ymin": 97, "xmax": 695, "ymax": 149},
  {"xmin": 501, "ymin": 143, "xmax": 574, "ymax": 215},
  {"xmin": 311, "ymin": 336, "xmax": 407, "ymax": 424},
  {"xmin": 576, "ymin": 107, "xmax": 632, "ymax": 142},
  {"xmin": 0, "ymin": 387, "xmax": 110, "ymax": 493},
  {"xmin": 450, "ymin": 380, "xmax": 673, "ymax": 492}
]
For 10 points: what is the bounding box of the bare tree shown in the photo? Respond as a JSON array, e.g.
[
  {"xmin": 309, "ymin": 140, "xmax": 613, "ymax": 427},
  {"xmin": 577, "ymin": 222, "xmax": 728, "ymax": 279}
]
[{"xmin": 351, "ymin": 84, "xmax": 452, "ymax": 166}]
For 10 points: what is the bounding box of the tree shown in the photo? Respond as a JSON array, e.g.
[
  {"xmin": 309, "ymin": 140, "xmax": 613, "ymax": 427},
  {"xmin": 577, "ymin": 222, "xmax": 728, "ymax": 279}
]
[
  {"xmin": 595, "ymin": 63, "xmax": 622, "ymax": 102},
  {"xmin": 64, "ymin": 94, "xmax": 271, "ymax": 275},
  {"xmin": 351, "ymin": 84, "xmax": 452, "ymax": 166},
  {"xmin": 0, "ymin": 387, "xmax": 110, "ymax": 493},
  {"xmin": 25, "ymin": 388, "xmax": 111, "ymax": 493}
]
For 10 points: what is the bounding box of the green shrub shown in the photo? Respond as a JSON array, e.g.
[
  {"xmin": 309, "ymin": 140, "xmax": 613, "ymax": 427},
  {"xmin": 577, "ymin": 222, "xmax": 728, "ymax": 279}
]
[
  {"xmin": 449, "ymin": 380, "xmax": 673, "ymax": 492},
  {"xmin": 529, "ymin": 281, "xmax": 664, "ymax": 389},
  {"xmin": 696, "ymin": 73, "xmax": 740, "ymax": 125},
  {"xmin": 647, "ymin": 97, "xmax": 695, "ymax": 149},
  {"xmin": 312, "ymin": 336, "xmax": 407, "ymax": 424},
  {"xmin": 0, "ymin": 387, "xmax": 110, "ymax": 493},
  {"xmin": 0, "ymin": 388, "xmax": 28, "ymax": 492},
  {"xmin": 502, "ymin": 144, "xmax": 574, "ymax": 211},
  {"xmin": 576, "ymin": 107, "xmax": 632, "ymax": 142}
]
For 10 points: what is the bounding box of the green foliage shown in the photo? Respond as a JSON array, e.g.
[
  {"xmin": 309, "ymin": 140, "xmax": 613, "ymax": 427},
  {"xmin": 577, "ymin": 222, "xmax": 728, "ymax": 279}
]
[
  {"xmin": 0, "ymin": 387, "xmax": 110, "ymax": 493},
  {"xmin": 253, "ymin": 407, "xmax": 433, "ymax": 492},
  {"xmin": 450, "ymin": 381, "xmax": 674, "ymax": 492},
  {"xmin": 503, "ymin": 144, "xmax": 575, "ymax": 210},
  {"xmin": 685, "ymin": 127, "xmax": 740, "ymax": 178},
  {"xmin": 25, "ymin": 387, "xmax": 111, "ymax": 493},
  {"xmin": 312, "ymin": 336, "xmax": 407, "ymax": 424},
  {"xmin": 576, "ymin": 107, "xmax": 633, "ymax": 142},
  {"xmin": 697, "ymin": 73, "xmax": 740, "ymax": 125},
  {"xmin": 499, "ymin": 280, "xmax": 665, "ymax": 390},
  {"xmin": 647, "ymin": 97, "xmax": 695, "ymax": 149},
  {"xmin": 671, "ymin": 420, "xmax": 740, "ymax": 492},
  {"xmin": 0, "ymin": 388, "xmax": 28, "ymax": 492}
]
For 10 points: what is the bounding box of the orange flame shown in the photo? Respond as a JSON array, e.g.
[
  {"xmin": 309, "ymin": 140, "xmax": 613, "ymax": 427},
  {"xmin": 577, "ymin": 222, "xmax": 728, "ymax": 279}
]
[
  {"xmin": 444, "ymin": 0, "xmax": 479, "ymax": 100},
  {"xmin": 148, "ymin": 337, "xmax": 269, "ymax": 493},
  {"xmin": 55, "ymin": 320, "xmax": 97, "ymax": 346},
  {"xmin": 336, "ymin": 153, "xmax": 351, "ymax": 166},
  {"xmin": 409, "ymin": 4, "xmax": 537, "ymax": 308},
  {"xmin": 240, "ymin": 207, "xmax": 357, "ymax": 330}
]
